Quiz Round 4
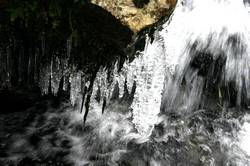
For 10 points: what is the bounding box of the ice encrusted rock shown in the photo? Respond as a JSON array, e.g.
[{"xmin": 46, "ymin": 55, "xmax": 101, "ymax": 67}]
[
  {"xmin": 128, "ymin": 35, "xmax": 168, "ymax": 135},
  {"xmin": 88, "ymin": 33, "xmax": 175, "ymax": 135}
]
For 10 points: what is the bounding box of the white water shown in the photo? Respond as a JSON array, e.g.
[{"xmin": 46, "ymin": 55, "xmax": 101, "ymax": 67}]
[
  {"xmin": 160, "ymin": 0, "xmax": 250, "ymax": 112},
  {"xmin": 239, "ymin": 115, "xmax": 250, "ymax": 156}
]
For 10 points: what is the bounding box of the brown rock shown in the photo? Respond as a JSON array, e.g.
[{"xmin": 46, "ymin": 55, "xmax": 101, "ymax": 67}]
[{"xmin": 91, "ymin": 0, "xmax": 177, "ymax": 32}]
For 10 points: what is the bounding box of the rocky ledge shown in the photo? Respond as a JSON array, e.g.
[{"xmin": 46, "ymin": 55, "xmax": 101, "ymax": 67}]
[{"xmin": 91, "ymin": 0, "xmax": 177, "ymax": 32}]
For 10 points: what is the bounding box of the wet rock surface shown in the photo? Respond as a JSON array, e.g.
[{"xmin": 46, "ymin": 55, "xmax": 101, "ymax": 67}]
[
  {"xmin": 0, "ymin": 90, "xmax": 41, "ymax": 114},
  {"xmin": 0, "ymin": 100, "xmax": 71, "ymax": 166}
]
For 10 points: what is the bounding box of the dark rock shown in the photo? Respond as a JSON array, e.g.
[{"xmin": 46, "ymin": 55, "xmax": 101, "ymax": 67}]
[
  {"xmin": 191, "ymin": 51, "xmax": 213, "ymax": 76},
  {"xmin": 0, "ymin": 90, "xmax": 40, "ymax": 114},
  {"xmin": 132, "ymin": 0, "xmax": 150, "ymax": 8},
  {"xmin": 28, "ymin": 133, "xmax": 41, "ymax": 147}
]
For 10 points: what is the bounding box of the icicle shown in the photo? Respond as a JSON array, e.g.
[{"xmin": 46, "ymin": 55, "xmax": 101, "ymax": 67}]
[
  {"xmin": 33, "ymin": 48, "xmax": 38, "ymax": 85},
  {"xmin": 123, "ymin": 62, "xmax": 135, "ymax": 93},
  {"xmin": 127, "ymin": 34, "xmax": 167, "ymax": 135},
  {"xmin": 66, "ymin": 39, "xmax": 72, "ymax": 59},
  {"xmin": 39, "ymin": 36, "xmax": 51, "ymax": 95},
  {"xmin": 102, "ymin": 97, "xmax": 107, "ymax": 114},
  {"xmin": 61, "ymin": 39, "xmax": 72, "ymax": 92},
  {"xmin": 106, "ymin": 62, "xmax": 124, "ymax": 99},
  {"xmin": 0, "ymin": 48, "xmax": 5, "ymax": 88},
  {"xmin": 80, "ymin": 86, "xmax": 88, "ymax": 113},
  {"xmin": 50, "ymin": 56, "xmax": 63, "ymax": 95},
  {"xmin": 91, "ymin": 67, "xmax": 108, "ymax": 104},
  {"xmin": 27, "ymin": 48, "xmax": 33, "ymax": 84},
  {"xmin": 57, "ymin": 76, "xmax": 64, "ymax": 97},
  {"xmin": 70, "ymin": 71, "xmax": 83, "ymax": 106},
  {"xmin": 39, "ymin": 64, "xmax": 50, "ymax": 95},
  {"xmin": 6, "ymin": 44, "xmax": 11, "ymax": 88},
  {"xmin": 83, "ymin": 70, "xmax": 98, "ymax": 123},
  {"xmin": 63, "ymin": 75, "xmax": 70, "ymax": 92},
  {"xmin": 41, "ymin": 35, "xmax": 45, "ymax": 57}
]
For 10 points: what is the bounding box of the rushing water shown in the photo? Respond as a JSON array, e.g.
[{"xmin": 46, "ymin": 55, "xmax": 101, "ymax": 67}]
[{"xmin": 2, "ymin": 0, "xmax": 250, "ymax": 165}]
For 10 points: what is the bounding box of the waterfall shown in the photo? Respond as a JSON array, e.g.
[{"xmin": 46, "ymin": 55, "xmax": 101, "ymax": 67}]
[
  {"xmin": 76, "ymin": 0, "xmax": 250, "ymax": 164},
  {"xmin": 3, "ymin": 0, "xmax": 250, "ymax": 165},
  {"xmin": 79, "ymin": 0, "xmax": 250, "ymax": 135},
  {"xmin": 160, "ymin": 0, "xmax": 250, "ymax": 114}
]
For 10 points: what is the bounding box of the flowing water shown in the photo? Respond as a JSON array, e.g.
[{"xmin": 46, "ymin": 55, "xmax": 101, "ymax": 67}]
[{"xmin": 2, "ymin": 0, "xmax": 250, "ymax": 165}]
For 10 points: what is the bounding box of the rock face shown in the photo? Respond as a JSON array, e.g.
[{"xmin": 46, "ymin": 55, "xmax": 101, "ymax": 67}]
[
  {"xmin": 0, "ymin": 1, "xmax": 133, "ymax": 92},
  {"xmin": 91, "ymin": 0, "xmax": 177, "ymax": 32}
]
